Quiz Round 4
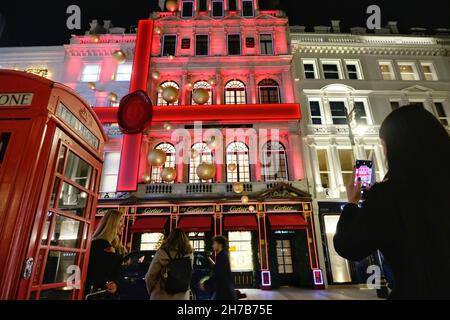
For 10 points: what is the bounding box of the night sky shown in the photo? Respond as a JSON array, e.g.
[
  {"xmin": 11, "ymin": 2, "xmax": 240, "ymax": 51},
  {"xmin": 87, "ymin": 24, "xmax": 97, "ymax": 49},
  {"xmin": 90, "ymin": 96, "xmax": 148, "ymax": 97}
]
[{"xmin": 1, "ymin": 0, "xmax": 449, "ymax": 47}]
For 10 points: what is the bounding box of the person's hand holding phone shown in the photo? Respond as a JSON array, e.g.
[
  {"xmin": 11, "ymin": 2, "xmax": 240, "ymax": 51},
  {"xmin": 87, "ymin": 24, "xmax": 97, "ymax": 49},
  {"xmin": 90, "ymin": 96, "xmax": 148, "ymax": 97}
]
[{"xmin": 347, "ymin": 167, "xmax": 362, "ymax": 204}]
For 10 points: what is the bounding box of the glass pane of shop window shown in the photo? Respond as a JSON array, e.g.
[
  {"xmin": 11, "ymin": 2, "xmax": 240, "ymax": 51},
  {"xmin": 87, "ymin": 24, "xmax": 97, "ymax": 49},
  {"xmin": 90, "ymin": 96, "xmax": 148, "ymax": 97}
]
[
  {"xmin": 284, "ymin": 265, "xmax": 294, "ymax": 273},
  {"xmin": 39, "ymin": 288, "xmax": 74, "ymax": 300},
  {"xmin": 50, "ymin": 215, "xmax": 83, "ymax": 248},
  {"xmin": 58, "ymin": 182, "xmax": 88, "ymax": 217},
  {"xmin": 43, "ymin": 251, "xmax": 78, "ymax": 284},
  {"xmin": 64, "ymin": 151, "xmax": 93, "ymax": 189}
]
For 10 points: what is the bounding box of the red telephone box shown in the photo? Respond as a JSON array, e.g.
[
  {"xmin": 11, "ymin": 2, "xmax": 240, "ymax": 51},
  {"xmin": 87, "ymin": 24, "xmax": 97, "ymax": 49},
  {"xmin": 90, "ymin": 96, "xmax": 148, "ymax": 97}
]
[{"xmin": 0, "ymin": 70, "xmax": 106, "ymax": 300}]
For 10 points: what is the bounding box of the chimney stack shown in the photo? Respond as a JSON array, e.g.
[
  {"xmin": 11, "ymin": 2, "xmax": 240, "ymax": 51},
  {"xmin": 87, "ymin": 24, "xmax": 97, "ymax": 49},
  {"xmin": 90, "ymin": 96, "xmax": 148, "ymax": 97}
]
[
  {"xmin": 387, "ymin": 21, "xmax": 399, "ymax": 34},
  {"xmin": 331, "ymin": 20, "xmax": 341, "ymax": 33}
]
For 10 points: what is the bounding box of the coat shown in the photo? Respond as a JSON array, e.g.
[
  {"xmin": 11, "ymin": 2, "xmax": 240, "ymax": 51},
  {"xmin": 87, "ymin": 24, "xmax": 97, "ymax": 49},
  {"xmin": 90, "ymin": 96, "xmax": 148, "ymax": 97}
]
[
  {"xmin": 145, "ymin": 248, "xmax": 193, "ymax": 300},
  {"xmin": 205, "ymin": 250, "xmax": 237, "ymax": 300},
  {"xmin": 334, "ymin": 181, "xmax": 450, "ymax": 300}
]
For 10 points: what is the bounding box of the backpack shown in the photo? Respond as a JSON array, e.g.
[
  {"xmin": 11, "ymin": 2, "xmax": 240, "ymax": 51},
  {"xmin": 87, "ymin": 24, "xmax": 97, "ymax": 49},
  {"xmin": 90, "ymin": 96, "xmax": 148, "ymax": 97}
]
[{"xmin": 161, "ymin": 249, "xmax": 193, "ymax": 295}]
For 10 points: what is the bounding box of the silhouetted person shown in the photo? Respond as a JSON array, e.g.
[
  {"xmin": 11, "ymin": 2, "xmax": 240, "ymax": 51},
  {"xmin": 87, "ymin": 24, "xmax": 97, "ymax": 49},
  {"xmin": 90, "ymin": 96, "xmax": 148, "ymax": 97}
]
[{"xmin": 334, "ymin": 105, "xmax": 450, "ymax": 300}]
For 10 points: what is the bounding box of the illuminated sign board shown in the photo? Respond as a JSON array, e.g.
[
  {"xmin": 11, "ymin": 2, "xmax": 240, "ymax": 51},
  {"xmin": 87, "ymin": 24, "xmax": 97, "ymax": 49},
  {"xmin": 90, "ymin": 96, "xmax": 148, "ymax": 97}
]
[
  {"xmin": 0, "ymin": 93, "xmax": 34, "ymax": 107},
  {"xmin": 180, "ymin": 206, "xmax": 214, "ymax": 214}
]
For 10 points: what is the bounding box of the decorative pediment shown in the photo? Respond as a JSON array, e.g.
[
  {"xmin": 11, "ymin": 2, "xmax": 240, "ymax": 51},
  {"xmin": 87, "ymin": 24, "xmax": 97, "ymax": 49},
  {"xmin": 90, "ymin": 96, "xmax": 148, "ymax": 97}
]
[
  {"xmin": 254, "ymin": 14, "xmax": 279, "ymax": 21},
  {"xmin": 256, "ymin": 183, "xmax": 311, "ymax": 201},
  {"xmin": 401, "ymin": 85, "xmax": 433, "ymax": 93}
]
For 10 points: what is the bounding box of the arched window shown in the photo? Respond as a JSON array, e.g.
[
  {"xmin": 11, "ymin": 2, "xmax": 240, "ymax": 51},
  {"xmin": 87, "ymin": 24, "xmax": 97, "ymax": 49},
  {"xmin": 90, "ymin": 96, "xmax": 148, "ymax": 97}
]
[
  {"xmin": 261, "ymin": 141, "xmax": 288, "ymax": 181},
  {"xmin": 227, "ymin": 142, "xmax": 250, "ymax": 183},
  {"xmin": 151, "ymin": 143, "xmax": 176, "ymax": 183},
  {"xmin": 225, "ymin": 80, "xmax": 246, "ymax": 105},
  {"xmin": 258, "ymin": 79, "xmax": 281, "ymax": 104},
  {"xmin": 189, "ymin": 142, "xmax": 214, "ymax": 183},
  {"xmin": 157, "ymin": 81, "xmax": 180, "ymax": 106},
  {"xmin": 192, "ymin": 80, "xmax": 213, "ymax": 105}
]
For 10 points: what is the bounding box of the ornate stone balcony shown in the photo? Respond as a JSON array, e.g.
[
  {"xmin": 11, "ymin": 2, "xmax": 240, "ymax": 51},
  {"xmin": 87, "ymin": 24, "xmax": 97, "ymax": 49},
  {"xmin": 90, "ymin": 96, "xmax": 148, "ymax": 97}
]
[{"xmin": 306, "ymin": 124, "xmax": 381, "ymax": 136}]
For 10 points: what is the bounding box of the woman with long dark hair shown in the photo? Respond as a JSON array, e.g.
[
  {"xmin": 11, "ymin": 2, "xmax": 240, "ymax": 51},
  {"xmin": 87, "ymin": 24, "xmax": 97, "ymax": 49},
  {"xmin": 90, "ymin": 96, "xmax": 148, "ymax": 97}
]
[{"xmin": 334, "ymin": 105, "xmax": 450, "ymax": 300}]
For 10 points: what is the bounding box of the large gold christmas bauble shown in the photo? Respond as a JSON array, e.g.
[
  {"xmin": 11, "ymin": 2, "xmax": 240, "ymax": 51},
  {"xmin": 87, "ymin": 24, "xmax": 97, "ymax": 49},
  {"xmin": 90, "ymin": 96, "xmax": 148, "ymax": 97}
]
[
  {"xmin": 233, "ymin": 182, "xmax": 245, "ymax": 194},
  {"xmin": 161, "ymin": 167, "xmax": 177, "ymax": 183},
  {"xmin": 154, "ymin": 26, "xmax": 162, "ymax": 34},
  {"xmin": 192, "ymin": 88, "xmax": 210, "ymax": 105},
  {"xmin": 166, "ymin": 0, "xmax": 178, "ymax": 12},
  {"xmin": 228, "ymin": 163, "xmax": 237, "ymax": 172},
  {"xmin": 241, "ymin": 196, "xmax": 249, "ymax": 204},
  {"xmin": 108, "ymin": 92, "xmax": 118, "ymax": 103},
  {"xmin": 148, "ymin": 149, "xmax": 167, "ymax": 167},
  {"xmin": 142, "ymin": 175, "xmax": 151, "ymax": 183},
  {"xmin": 197, "ymin": 163, "xmax": 216, "ymax": 181},
  {"xmin": 162, "ymin": 86, "xmax": 179, "ymax": 103},
  {"xmin": 112, "ymin": 50, "xmax": 127, "ymax": 64},
  {"xmin": 88, "ymin": 82, "xmax": 97, "ymax": 91},
  {"xmin": 151, "ymin": 70, "xmax": 161, "ymax": 80}
]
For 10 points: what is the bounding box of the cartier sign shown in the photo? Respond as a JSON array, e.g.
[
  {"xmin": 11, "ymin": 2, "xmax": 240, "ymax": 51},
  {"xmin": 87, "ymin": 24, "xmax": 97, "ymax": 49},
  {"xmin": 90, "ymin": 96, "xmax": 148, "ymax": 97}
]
[{"xmin": 0, "ymin": 93, "xmax": 34, "ymax": 107}]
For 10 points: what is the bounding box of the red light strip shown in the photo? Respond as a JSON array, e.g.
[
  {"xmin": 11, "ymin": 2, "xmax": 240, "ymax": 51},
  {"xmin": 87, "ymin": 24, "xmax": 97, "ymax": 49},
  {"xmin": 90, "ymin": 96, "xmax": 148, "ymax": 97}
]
[
  {"xmin": 117, "ymin": 20, "xmax": 154, "ymax": 192},
  {"xmin": 94, "ymin": 103, "xmax": 302, "ymax": 124}
]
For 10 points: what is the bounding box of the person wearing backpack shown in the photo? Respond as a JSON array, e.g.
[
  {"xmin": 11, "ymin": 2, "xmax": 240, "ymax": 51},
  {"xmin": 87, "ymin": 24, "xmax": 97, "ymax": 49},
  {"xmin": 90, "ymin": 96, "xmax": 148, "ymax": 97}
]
[{"xmin": 145, "ymin": 229, "xmax": 194, "ymax": 300}]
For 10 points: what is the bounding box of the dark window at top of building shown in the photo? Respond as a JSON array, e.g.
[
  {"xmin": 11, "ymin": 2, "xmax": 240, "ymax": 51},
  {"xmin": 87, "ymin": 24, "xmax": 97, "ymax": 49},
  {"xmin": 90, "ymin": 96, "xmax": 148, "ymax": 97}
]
[
  {"xmin": 162, "ymin": 35, "xmax": 177, "ymax": 57},
  {"xmin": 329, "ymin": 101, "xmax": 348, "ymax": 125},
  {"xmin": 435, "ymin": 102, "xmax": 449, "ymax": 126},
  {"xmin": 196, "ymin": 35, "xmax": 209, "ymax": 56},
  {"xmin": 309, "ymin": 101, "xmax": 322, "ymax": 125},
  {"xmin": 228, "ymin": 0, "xmax": 237, "ymax": 11},
  {"xmin": 182, "ymin": 1, "xmax": 194, "ymax": 17},
  {"xmin": 199, "ymin": 0, "xmax": 208, "ymax": 12},
  {"xmin": 304, "ymin": 64, "xmax": 316, "ymax": 79},
  {"xmin": 242, "ymin": 0, "xmax": 254, "ymax": 17},
  {"xmin": 354, "ymin": 102, "xmax": 368, "ymax": 125},
  {"xmin": 347, "ymin": 64, "xmax": 359, "ymax": 79},
  {"xmin": 212, "ymin": 0, "xmax": 224, "ymax": 17},
  {"xmin": 260, "ymin": 34, "xmax": 274, "ymax": 55},
  {"xmin": 390, "ymin": 101, "xmax": 400, "ymax": 111},
  {"xmin": 228, "ymin": 34, "xmax": 241, "ymax": 55},
  {"xmin": 323, "ymin": 64, "xmax": 340, "ymax": 79}
]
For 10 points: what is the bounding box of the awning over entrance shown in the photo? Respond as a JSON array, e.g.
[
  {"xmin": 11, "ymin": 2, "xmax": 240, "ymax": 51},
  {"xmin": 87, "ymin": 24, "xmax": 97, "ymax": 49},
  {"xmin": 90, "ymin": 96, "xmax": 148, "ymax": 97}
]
[
  {"xmin": 268, "ymin": 214, "xmax": 308, "ymax": 230},
  {"xmin": 224, "ymin": 215, "xmax": 258, "ymax": 231},
  {"xmin": 131, "ymin": 216, "xmax": 168, "ymax": 233},
  {"xmin": 178, "ymin": 216, "xmax": 212, "ymax": 232}
]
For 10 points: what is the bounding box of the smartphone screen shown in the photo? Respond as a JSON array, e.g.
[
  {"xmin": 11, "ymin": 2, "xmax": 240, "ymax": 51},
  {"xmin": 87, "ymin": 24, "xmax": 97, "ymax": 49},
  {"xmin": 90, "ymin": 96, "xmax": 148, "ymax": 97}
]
[{"xmin": 355, "ymin": 160, "xmax": 373, "ymax": 188}]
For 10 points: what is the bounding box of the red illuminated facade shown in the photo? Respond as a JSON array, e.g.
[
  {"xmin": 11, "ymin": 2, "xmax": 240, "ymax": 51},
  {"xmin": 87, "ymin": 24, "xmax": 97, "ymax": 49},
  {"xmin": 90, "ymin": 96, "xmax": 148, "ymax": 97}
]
[{"xmin": 91, "ymin": 0, "xmax": 322, "ymax": 290}]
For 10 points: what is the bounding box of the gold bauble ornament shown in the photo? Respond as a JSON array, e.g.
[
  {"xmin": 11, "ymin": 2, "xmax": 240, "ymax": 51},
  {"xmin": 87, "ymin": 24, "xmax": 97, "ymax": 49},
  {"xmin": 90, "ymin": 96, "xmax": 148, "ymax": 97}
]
[
  {"xmin": 163, "ymin": 122, "xmax": 172, "ymax": 130},
  {"xmin": 108, "ymin": 92, "xmax": 118, "ymax": 103},
  {"xmin": 161, "ymin": 167, "xmax": 177, "ymax": 183},
  {"xmin": 228, "ymin": 163, "xmax": 237, "ymax": 172},
  {"xmin": 112, "ymin": 50, "xmax": 127, "ymax": 64},
  {"xmin": 151, "ymin": 70, "xmax": 161, "ymax": 80},
  {"xmin": 192, "ymin": 88, "xmax": 210, "ymax": 105},
  {"xmin": 154, "ymin": 26, "xmax": 162, "ymax": 34},
  {"xmin": 186, "ymin": 82, "xmax": 193, "ymax": 91},
  {"xmin": 90, "ymin": 34, "xmax": 100, "ymax": 43},
  {"xmin": 209, "ymin": 78, "xmax": 217, "ymax": 86},
  {"xmin": 156, "ymin": 85, "xmax": 164, "ymax": 93},
  {"xmin": 249, "ymin": 205, "xmax": 256, "ymax": 212},
  {"xmin": 197, "ymin": 162, "xmax": 216, "ymax": 181},
  {"xmin": 168, "ymin": 55, "xmax": 175, "ymax": 60},
  {"xmin": 88, "ymin": 82, "xmax": 97, "ymax": 91},
  {"xmin": 142, "ymin": 175, "xmax": 151, "ymax": 183},
  {"xmin": 148, "ymin": 149, "xmax": 167, "ymax": 167},
  {"xmin": 241, "ymin": 196, "xmax": 249, "ymax": 204},
  {"xmin": 166, "ymin": 0, "xmax": 178, "ymax": 12},
  {"xmin": 191, "ymin": 149, "xmax": 199, "ymax": 159},
  {"xmin": 233, "ymin": 182, "xmax": 245, "ymax": 194},
  {"xmin": 162, "ymin": 86, "xmax": 179, "ymax": 103}
]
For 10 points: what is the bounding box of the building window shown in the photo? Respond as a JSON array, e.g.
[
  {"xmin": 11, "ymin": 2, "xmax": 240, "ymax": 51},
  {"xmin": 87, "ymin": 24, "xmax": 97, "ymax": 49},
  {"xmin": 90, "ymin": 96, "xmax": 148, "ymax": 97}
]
[
  {"xmin": 364, "ymin": 147, "xmax": 383, "ymax": 182},
  {"xmin": 212, "ymin": 0, "xmax": 224, "ymax": 17},
  {"xmin": 227, "ymin": 34, "xmax": 241, "ymax": 55},
  {"xmin": 151, "ymin": 143, "xmax": 176, "ymax": 183},
  {"xmin": 228, "ymin": 231, "xmax": 254, "ymax": 272},
  {"xmin": 338, "ymin": 149, "xmax": 355, "ymax": 187},
  {"xmin": 421, "ymin": 62, "xmax": 438, "ymax": 81},
  {"xmin": 398, "ymin": 62, "xmax": 419, "ymax": 81},
  {"xmin": 258, "ymin": 79, "xmax": 280, "ymax": 104},
  {"xmin": 434, "ymin": 102, "xmax": 449, "ymax": 126},
  {"xmin": 192, "ymin": 81, "xmax": 213, "ymax": 105},
  {"xmin": 189, "ymin": 232, "xmax": 206, "ymax": 252},
  {"xmin": 81, "ymin": 65, "xmax": 101, "ymax": 82},
  {"xmin": 410, "ymin": 101, "xmax": 425, "ymax": 109},
  {"xmin": 195, "ymin": 35, "xmax": 209, "ymax": 56},
  {"xmin": 140, "ymin": 233, "xmax": 164, "ymax": 251},
  {"xmin": 228, "ymin": 0, "xmax": 237, "ymax": 11},
  {"xmin": 199, "ymin": 0, "xmax": 208, "ymax": 11},
  {"xmin": 317, "ymin": 149, "xmax": 331, "ymax": 189},
  {"xmin": 225, "ymin": 80, "xmax": 246, "ymax": 104},
  {"xmin": 226, "ymin": 142, "xmax": 250, "ymax": 183},
  {"xmin": 353, "ymin": 101, "xmax": 369, "ymax": 125},
  {"xmin": 190, "ymin": 143, "xmax": 214, "ymax": 183},
  {"xmin": 162, "ymin": 35, "xmax": 177, "ymax": 57},
  {"xmin": 390, "ymin": 100, "xmax": 400, "ymax": 111},
  {"xmin": 309, "ymin": 100, "xmax": 323, "ymax": 125},
  {"xmin": 303, "ymin": 60, "xmax": 318, "ymax": 79},
  {"xmin": 322, "ymin": 61, "xmax": 342, "ymax": 79},
  {"xmin": 157, "ymin": 81, "xmax": 180, "ymax": 106},
  {"xmin": 329, "ymin": 101, "xmax": 348, "ymax": 125},
  {"xmin": 242, "ymin": 0, "xmax": 254, "ymax": 17},
  {"xmin": 259, "ymin": 34, "xmax": 274, "ymax": 55},
  {"xmin": 379, "ymin": 61, "xmax": 395, "ymax": 80},
  {"xmin": 100, "ymin": 152, "xmax": 121, "ymax": 193},
  {"xmin": 345, "ymin": 61, "xmax": 363, "ymax": 80},
  {"xmin": 261, "ymin": 141, "xmax": 288, "ymax": 182},
  {"xmin": 181, "ymin": 0, "xmax": 194, "ymax": 17},
  {"xmin": 115, "ymin": 63, "xmax": 132, "ymax": 81},
  {"xmin": 276, "ymin": 240, "xmax": 293, "ymax": 274}
]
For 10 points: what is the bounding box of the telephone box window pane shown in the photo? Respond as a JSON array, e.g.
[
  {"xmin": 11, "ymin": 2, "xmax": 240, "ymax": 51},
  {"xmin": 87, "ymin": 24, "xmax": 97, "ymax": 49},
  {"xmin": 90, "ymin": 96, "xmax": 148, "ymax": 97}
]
[
  {"xmin": 58, "ymin": 182, "xmax": 88, "ymax": 217},
  {"xmin": 65, "ymin": 151, "xmax": 93, "ymax": 189},
  {"xmin": 0, "ymin": 132, "xmax": 11, "ymax": 164},
  {"xmin": 40, "ymin": 288, "xmax": 74, "ymax": 301},
  {"xmin": 41, "ymin": 212, "xmax": 54, "ymax": 245},
  {"xmin": 43, "ymin": 251, "xmax": 78, "ymax": 284},
  {"xmin": 50, "ymin": 178, "xmax": 61, "ymax": 208},
  {"xmin": 50, "ymin": 215, "xmax": 83, "ymax": 248},
  {"xmin": 56, "ymin": 146, "xmax": 67, "ymax": 173}
]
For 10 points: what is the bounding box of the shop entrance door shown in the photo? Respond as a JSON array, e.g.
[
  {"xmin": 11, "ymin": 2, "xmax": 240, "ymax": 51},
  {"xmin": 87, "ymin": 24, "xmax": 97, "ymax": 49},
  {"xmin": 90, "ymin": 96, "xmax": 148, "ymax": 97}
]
[
  {"xmin": 275, "ymin": 236, "xmax": 296, "ymax": 286},
  {"xmin": 18, "ymin": 128, "xmax": 101, "ymax": 300}
]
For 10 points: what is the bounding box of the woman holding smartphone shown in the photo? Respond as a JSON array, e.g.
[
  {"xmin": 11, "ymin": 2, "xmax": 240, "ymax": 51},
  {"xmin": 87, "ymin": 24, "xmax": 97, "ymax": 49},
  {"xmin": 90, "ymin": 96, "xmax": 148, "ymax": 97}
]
[{"xmin": 334, "ymin": 105, "xmax": 450, "ymax": 300}]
